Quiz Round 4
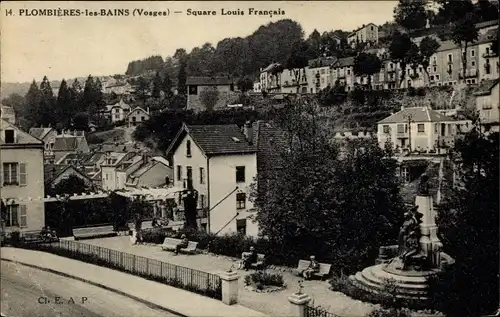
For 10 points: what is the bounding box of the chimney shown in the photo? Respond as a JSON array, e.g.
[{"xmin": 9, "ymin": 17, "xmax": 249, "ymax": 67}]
[{"xmin": 243, "ymin": 121, "xmax": 253, "ymax": 145}]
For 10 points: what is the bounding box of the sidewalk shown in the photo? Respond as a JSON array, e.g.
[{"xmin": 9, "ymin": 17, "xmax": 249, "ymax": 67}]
[{"xmin": 0, "ymin": 247, "xmax": 267, "ymax": 317}]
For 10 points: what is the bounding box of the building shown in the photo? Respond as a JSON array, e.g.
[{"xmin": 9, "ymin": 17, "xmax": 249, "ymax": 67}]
[
  {"xmin": 127, "ymin": 106, "xmax": 150, "ymax": 127},
  {"xmin": 307, "ymin": 57, "xmax": 337, "ymax": 93},
  {"xmin": 253, "ymin": 81, "xmax": 262, "ymax": 93},
  {"xmin": 0, "ymin": 105, "xmax": 16, "ymax": 124},
  {"xmin": 477, "ymin": 28, "xmax": 499, "ymax": 81},
  {"xmin": 330, "ymin": 56, "xmax": 356, "ymax": 91},
  {"xmin": 57, "ymin": 151, "xmax": 106, "ymax": 188},
  {"xmin": 474, "ymin": 79, "xmax": 499, "ymax": 133},
  {"xmin": 103, "ymin": 82, "xmax": 134, "ymax": 95},
  {"xmin": 100, "ymin": 152, "xmax": 136, "ymax": 191},
  {"xmin": 44, "ymin": 164, "xmax": 94, "ymax": 192},
  {"xmin": 280, "ymin": 68, "xmax": 309, "ymax": 93},
  {"xmin": 166, "ymin": 124, "xmax": 258, "ymax": 236},
  {"xmin": 52, "ymin": 131, "xmax": 90, "ymax": 162},
  {"xmin": 377, "ymin": 106, "xmax": 472, "ymax": 153},
  {"xmin": 29, "ymin": 127, "xmax": 58, "ymax": 163},
  {"xmin": 347, "ymin": 23, "xmax": 379, "ymax": 48},
  {"xmin": 107, "ymin": 99, "xmax": 131, "ymax": 123},
  {"xmin": 186, "ymin": 76, "xmax": 238, "ymax": 112},
  {"xmin": 260, "ymin": 63, "xmax": 283, "ymax": 93},
  {"xmin": 122, "ymin": 155, "xmax": 173, "ymax": 188},
  {"xmin": 0, "ymin": 119, "xmax": 45, "ymax": 235}
]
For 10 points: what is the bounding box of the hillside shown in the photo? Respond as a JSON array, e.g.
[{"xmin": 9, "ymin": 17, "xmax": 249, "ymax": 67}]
[{"xmin": 1, "ymin": 77, "xmax": 88, "ymax": 97}]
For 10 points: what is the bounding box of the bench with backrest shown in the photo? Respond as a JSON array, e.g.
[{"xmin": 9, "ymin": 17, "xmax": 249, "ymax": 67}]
[
  {"xmin": 241, "ymin": 252, "xmax": 266, "ymax": 270},
  {"xmin": 161, "ymin": 237, "xmax": 198, "ymax": 254},
  {"xmin": 73, "ymin": 225, "xmax": 116, "ymax": 240},
  {"xmin": 22, "ymin": 230, "xmax": 59, "ymax": 244},
  {"xmin": 293, "ymin": 259, "xmax": 332, "ymax": 280}
]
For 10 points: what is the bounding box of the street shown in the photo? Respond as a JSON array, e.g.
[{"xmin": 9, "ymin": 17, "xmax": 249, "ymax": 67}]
[{"xmin": 0, "ymin": 261, "xmax": 177, "ymax": 317}]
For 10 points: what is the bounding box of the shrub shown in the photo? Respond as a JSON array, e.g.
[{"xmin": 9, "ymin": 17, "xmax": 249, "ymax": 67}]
[
  {"xmin": 141, "ymin": 228, "xmax": 171, "ymax": 244},
  {"xmin": 244, "ymin": 271, "xmax": 285, "ymax": 288},
  {"xmin": 367, "ymin": 308, "xmax": 412, "ymax": 317},
  {"xmin": 10, "ymin": 231, "xmax": 21, "ymax": 246}
]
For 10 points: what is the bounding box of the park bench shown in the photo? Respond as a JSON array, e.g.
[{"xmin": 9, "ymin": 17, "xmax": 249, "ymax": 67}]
[
  {"xmin": 160, "ymin": 237, "xmax": 198, "ymax": 254},
  {"xmin": 241, "ymin": 252, "xmax": 266, "ymax": 270},
  {"xmin": 73, "ymin": 225, "xmax": 116, "ymax": 240},
  {"xmin": 293, "ymin": 259, "xmax": 332, "ymax": 280},
  {"xmin": 22, "ymin": 230, "xmax": 59, "ymax": 244}
]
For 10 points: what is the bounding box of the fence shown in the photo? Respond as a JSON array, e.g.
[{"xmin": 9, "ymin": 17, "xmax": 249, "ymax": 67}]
[
  {"xmin": 305, "ymin": 304, "xmax": 338, "ymax": 317},
  {"xmin": 21, "ymin": 240, "xmax": 222, "ymax": 300}
]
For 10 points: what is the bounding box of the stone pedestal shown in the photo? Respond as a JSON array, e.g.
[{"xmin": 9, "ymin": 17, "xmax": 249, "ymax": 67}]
[
  {"xmin": 288, "ymin": 292, "xmax": 311, "ymax": 317},
  {"xmin": 415, "ymin": 195, "xmax": 442, "ymax": 267},
  {"xmin": 219, "ymin": 270, "xmax": 239, "ymax": 305}
]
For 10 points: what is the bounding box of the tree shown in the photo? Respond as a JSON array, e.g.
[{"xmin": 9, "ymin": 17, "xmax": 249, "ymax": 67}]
[
  {"xmin": 161, "ymin": 72, "xmax": 173, "ymax": 98},
  {"xmin": 286, "ymin": 40, "xmax": 311, "ymax": 93},
  {"xmin": 177, "ymin": 58, "xmax": 188, "ymax": 95},
  {"xmin": 73, "ymin": 112, "xmax": 89, "ymax": 131},
  {"xmin": 151, "ymin": 72, "xmax": 162, "ymax": 99},
  {"xmin": 24, "ymin": 80, "xmax": 43, "ymax": 128},
  {"xmin": 250, "ymin": 98, "xmax": 405, "ymax": 271},
  {"xmin": 389, "ymin": 33, "xmax": 414, "ymax": 87},
  {"xmin": 56, "ymin": 79, "xmax": 72, "ymax": 129},
  {"xmin": 49, "ymin": 174, "xmax": 91, "ymax": 196},
  {"xmin": 476, "ymin": 0, "xmax": 499, "ymax": 22},
  {"xmin": 353, "ymin": 52, "xmax": 382, "ymax": 88},
  {"xmin": 451, "ymin": 12, "xmax": 479, "ymax": 83},
  {"xmin": 394, "ymin": 0, "xmax": 428, "ymax": 31},
  {"xmin": 431, "ymin": 129, "xmax": 499, "ymax": 316},
  {"xmin": 39, "ymin": 76, "xmax": 56, "ymax": 126},
  {"xmin": 237, "ymin": 76, "xmax": 254, "ymax": 93},
  {"xmin": 199, "ymin": 86, "xmax": 219, "ymax": 111},
  {"xmin": 307, "ymin": 29, "xmax": 322, "ymax": 58},
  {"xmin": 1, "ymin": 93, "xmax": 25, "ymax": 117},
  {"xmin": 419, "ymin": 37, "xmax": 440, "ymax": 84},
  {"xmin": 435, "ymin": 0, "xmax": 475, "ymax": 25},
  {"xmin": 134, "ymin": 76, "xmax": 150, "ymax": 104}
]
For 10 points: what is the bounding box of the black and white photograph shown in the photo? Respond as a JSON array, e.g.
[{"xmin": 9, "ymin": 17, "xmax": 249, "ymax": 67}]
[{"xmin": 0, "ymin": 1, "xmax": 499, "ymax": 316}]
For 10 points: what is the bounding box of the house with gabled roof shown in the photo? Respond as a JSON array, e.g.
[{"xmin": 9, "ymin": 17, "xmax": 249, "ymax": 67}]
[
  {"xmin": 127, "ymin": 106, "xmax": 150, "ymax": 127},
  {"xmin": 1, "ymin": 119, "xmax": 45, "ymax": 234},
  {"xmin": 474, "ymin": 78, "xmax": 499, "ymax": 133},
  {"xmin": 52, "ymin": 132, "xmax": 90, "ymax": 162},
  {"xmin": 44, "ymin": 164, "xmax": 94, "ymax": 193},
  {"xmin": 29, "ymin": 127, "xmax": 58, "ymax": 162},
  {"xmin": 166, "ymin": 123, "xmax": 258, "ymax": 236},
  {"xmin": 377, "ymin": 106, "xmax": 472, "ymax": 153},
  {"xmin": 186, "ymin": 76, "xmax": 238, "ymax": 112}
]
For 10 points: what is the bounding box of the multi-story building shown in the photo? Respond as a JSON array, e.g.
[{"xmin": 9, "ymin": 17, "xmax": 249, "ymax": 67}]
[
  {"xmin": 474, "ymin": 79, "xmax": 499, "ymax": 133},
  {"xmin": 127, "ymin": 106, "xmax": 150, "ymax": 127},
  {"xmin": 330, "ymin": 56, "xmax": 356, "ymax": 91},
  {"xmin": 106, "ymin": 99, "xmax": 131, "ymax": 123},
  {"xmin": 347, "ymin": 23, "xmax": 379, "ymax": 48},
  {"xmin": 307, "ymin": 57, "xmax": 337, "ymax": 93},
  {"xmin": 52, "ymin": 131, "xmax": 90, "ymax": 162},
  {"xmin": 253, "ymin": 81, "xmax": 261, "ymax": 93},
  {"xmin": 100, "ymin": 152, "xmax": 136, "ymax": 191},
  {"xmin": 167, "ymin": 124, "xmax": 258, "ymax": 236},
  {"xmin": 260, "ymin": 63, "xmax": 283, "ymax": 93},
  {"xmin": 377, "ymin": 106, "xmax": 472, "ymax": 153},
  {"xmin": 186, "ymin": 76, "xmax": 238, "ymax": 112},
  {"xmin": 280, "ymin": 68, "xmax": 309, "ymax": 93},
  {"xmin": 29, "ymin": 127, "xmax": 58, "ymax": 164},
  {"xmin": 1, "ymin": 119, "xmax": 45, "ymax": 235},
  {"xmin": 477, "ymin": 28, "xmax": 499, "ymax": 81}
]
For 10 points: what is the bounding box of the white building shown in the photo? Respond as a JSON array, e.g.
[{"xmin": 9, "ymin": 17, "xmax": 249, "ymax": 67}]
[
  {"xmin": 307, "ymin": 57, "xmax": 337, "ymax": 93},
  {"xmin": 127, "ymin": 106, "xmax": 150, "ymax": 127},
  {"xmin": 347, "ymin": 23, "xmax": 379, "ymax": 48},
  {"xmin": 377, "ymin": 106, "xmax": 472, "ymax": 153},
  {"xmin": 108, "ymin": 99, "xmax": 131, "ymax": 123},
  {"xmin": 166, "ymin": 124, "xmax": 258, "ymax": 236},
  {"xmin": 1, "ymin": 119, "xmax": 45, "ymax": 235},
  {"xmin": 474, "ymin": 78, "xmax": 499, "ymax": 133}
]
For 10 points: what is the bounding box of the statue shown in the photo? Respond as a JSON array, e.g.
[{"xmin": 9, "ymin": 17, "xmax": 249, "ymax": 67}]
[
  {"xmin": 417, "ymin": 174, "xmax": 430, "ymax": 196},
  {"xmin": 394, "ymin": 205, "xmax": 426, "ymax": 270},
  {"xmin": 397, "ymin": 212, "xmax": 414, "ymax": 256}
]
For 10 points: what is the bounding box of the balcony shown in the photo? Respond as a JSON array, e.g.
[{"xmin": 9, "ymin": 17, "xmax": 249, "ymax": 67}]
[{"xmin": 483, "ymin": 51, "xmax": 498, "ymax": 58}]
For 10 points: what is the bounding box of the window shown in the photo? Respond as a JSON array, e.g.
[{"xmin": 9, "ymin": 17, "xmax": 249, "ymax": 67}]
[
  {"xmin": 435, "ymin": 74, "xmax": 440, "ymax": 80},
  {"xmin": 486, "ymin": 47, "xmax": 490, "ymax": 55},
  {"xmin": 188, "ymin": 85, "xmax": 198, "ymax": 95},
  {"xmin": 447, "ymin": 64, "xmax": 452, "ymax": 73},
  {"xmin": 430, "ymin": 75, "xmax": 435, "ymax": 81},
  {"xmin": 2, "ymin": 163, "xmax": 18, "ymax": 185},
  {"xmin": 471, "ymin": 60, "xmax": 476, "ymax": 67},
  {"xmin": 435, "ymin": 123, "xmax": 439, "ymax": 133},
  {"xmin": 199, "ymin": 194, "xmax": 206, "ymax": 209},
  {"xmin": 383, "ymin": 125, "xmax": 390, "ymax": 134},
  {"xmin": 397, "ymin": 124, "xmax": 406, "ymax": 133},
  {"xmin": 401, "ymin": 167, "xmax": 410, "ymax": 183},
  {"xmin": 347, "ymin": 69, "xmax": 351, "ymax": 75},
  {"xmin": 186, "ymin": 166, "xmax": 192, "ymax": 181},
  {"xmin": 141, "ymin": 116, "xmax": 145, "ymax": 121},
  {"xmin": 433, "ymin": 66, "xmax": 437, "ymax": 73},
  {"xmin": 186, "ymin": 140, "xmax": 191, "ymax": 157},
  {"xmin": 4, "ymin": 130, "xmax": 14, "ymax": 144},
  {"xmin": 321, "ymin": 69, "xmax": 325, "ymax": 74},
  {"xmin": 177, "ymin": 165, "xmax": 182, "ymax": 181},
  {"xmin": 199, "ymin": 167, "xmax": 205, "ymax": 184},
  {"xmin": 471, "ymin": 49, "xmax": 475, "ymax": 57},
  {"xmin": 236, "ymin": 219, "xmax": 247, "ymax": 235},
  {"xmin": 447, "ymin": 53, "xmax": 453, "ymax": 63},
  {"xmin": 235, "ymin": 166, "xmax": 245, "ymax": 183},
  {"xmin": 5, "ymin": 204, "xmax": 19, "ymax": 227},
  {"xmin": 417, "ymin": 124, "xmax": 425, "ymax": 133},
  {"xmin": 236, "ymin": 193, "xmax": 246, "ymax": 209},
  {"xmin": 432, "ymin": 56, "xmax": 437, "ymax": 64}
]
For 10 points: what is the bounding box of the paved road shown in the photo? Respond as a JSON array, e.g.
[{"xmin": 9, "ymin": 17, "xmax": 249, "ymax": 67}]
[{"xmin": 1, "ymin": 261, "xmax": 177, "ymax": 317}]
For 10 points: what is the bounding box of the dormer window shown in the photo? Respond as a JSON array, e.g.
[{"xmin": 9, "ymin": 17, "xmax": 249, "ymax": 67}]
[
  {"xmin": 186, "ymin": 140, "xmax": 191, "ymax": 157},
  {"xmin": 4, "ymin": 129, "xmax": 15, "ymax": 144}
]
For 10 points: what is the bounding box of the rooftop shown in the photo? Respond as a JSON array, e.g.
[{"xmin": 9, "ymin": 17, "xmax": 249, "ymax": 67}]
[
  {"xmin": 378, "ymin": 107, "xmax": 456, "ymax": 124},
  {"xmin": 308, "ymin": 57, "xmax": 337, "ymax": 68},
  {"xmin": 474, "ymin": 78, "xmax": 499, "ymax": 96},
  {"xmin": 29, "ymin": 127, "xmax": 55, "ymax": 140},
  {"xmin": 1, "ymin": 119, "xmax": 43, "ymax": 146},
  {"xmin": 53, "ymin": 135, "xmax": 86, "ymax": 152},
  {"xmin": 186, "ymin": 76, "xmax": 234, "ymax": 86}
]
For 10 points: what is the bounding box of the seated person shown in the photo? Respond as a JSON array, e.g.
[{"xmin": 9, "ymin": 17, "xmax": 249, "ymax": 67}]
[
  {"xmin": 302, "ymin": 256, "xmax": 320, "ymax": 280},
  {"xmin": 174, "ymin": 234, "xmax": 189, "ymax": 255},
  {"xmin": 241, "ymin": 246, "xmax": 258, "ymax": 270},
  {"xmin": 151, "ymin": 217, "xmax": 159, "ymax": 227},
  {"xmin": 40, "ymin": 226, "xmax": 49, "ymax": 238}
]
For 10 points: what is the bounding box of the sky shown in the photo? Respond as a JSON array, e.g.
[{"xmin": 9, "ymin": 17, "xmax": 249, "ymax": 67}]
[{"xmin": 1, "ymin": 1, "xmax": 398, "ymax": 83}]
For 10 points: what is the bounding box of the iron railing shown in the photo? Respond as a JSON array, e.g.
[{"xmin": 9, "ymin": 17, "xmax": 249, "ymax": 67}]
[
  {"xmin": 305, "ymin": 304, "xmax": 338, "ymax": 317},
  {"xmin": 21, "ymin": 240, "xmax": 222, "ymax": 300}
]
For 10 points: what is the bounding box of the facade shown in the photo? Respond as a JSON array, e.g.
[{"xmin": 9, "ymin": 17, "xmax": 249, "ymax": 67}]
[
  {"xmin": 186, "ymin": 76, "xmax": 238, "ymax": 112},
  {"xmin": 29, "ymin": 127, "xmax": 58, "ymax": 163},
  {"xmin": 123, "ymin": 156, "xmax": 173, "ymax": 188},
  {"xmin": 127, "ymin": 107, "xmax": 150, "ymax": 127},
  {"xmin": 100, "ymin": 152, "xmax": 136, "ymax": 191},
  {"xmin": 260, "ymin": 63, "xmax": 283, "ymax": 93},
  {"xmin": 307, "ymin": 57, "xmax": 337, "ymax": 93},
  {"xmin": 280, "ymin": 68, "xmax": 309, "ymax": 93},
  {"xmin": 347, "ymin": 23, "xmax": 379, "ymax": 47},
  {"xmin": 330, "ymin": 56, "xmax": 356, "ymax": 91},
  {"xmin": 0, "ymin": 119, "xmax": 45, "ymax": 234},
  {"xmin": 167, "ymin": 124, "xmax": 258, "ymax": 236},
  {"xmin": 52, "ymin": 132, "xmax": 90, "ymax": 162},
  {"xmin": 0, "ymin": 105, "xmax": 16, "ymax": 124},
  {"xmin": 474, "ymin": 79, "xmax": 500, "ymax": 133},
  {"xmin": 377, "ymin": 107, "xmax": 472, "ymax": 153},
  {"xmin": 477, "ymin": 28, "xmax": 499, "ymax": 81},
  {"xmin": 253, "ymin": 81, "xmax": 262, "ymax": 93},
  {"xmin": 44, "ymin": 164, "xmax": 94, "ymax": 191},
  {"xmin": 107, "ymin": 99, "xmax": 131, "ymax": 123}
]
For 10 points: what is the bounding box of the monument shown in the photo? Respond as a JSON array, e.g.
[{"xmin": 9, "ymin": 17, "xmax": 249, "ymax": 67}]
[{"xmin": 349, "ymin": 174, "xmax": 454, "ymax": 302}]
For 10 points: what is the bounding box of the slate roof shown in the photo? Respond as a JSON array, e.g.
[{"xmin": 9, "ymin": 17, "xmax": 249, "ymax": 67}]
[
  {"xmin": 474, "ymin": 78, "xmax": 499, "ymax": 96},
  {"xmin": 334, "ymin": 56, "xmax": 355, "ymax": 68},
  {"xmin": 53, "ymin": 135, "xmax": 85, "ymax": 152},
  {"xmin": 166, "ymin": 124, "xmax": 257, "ymax": 157},
  {"xmin": 262, "ymin": 63, "xmax": 283, "ymax": 73},
  {"xmin": 29, "ymin": 127, "xmax": 55, "ymax": 141},
  {"xmin": 186, "ymin": 76, "xmax": 234, "ymax": 86},
  {"xmin": 44, "ymin": 164, "xmax": 90, "ymax": 185},
  {"xmin": 308, "ymin": 57, "xmax": 337, "ymax": 68},
  {"xmin": 1, "ymin": 119, "xmax": 43, "ymax": 146},
  {"xmin": 348, "ymin": 23, "xmax": 378, "ymax": 36},
  {"xmin": 477, "ymin": 27, "xmax": 498, "ymax": 44},
  {"xmin": 378, "ymin": 107, "xmax": 456, "ymax": 124}
]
